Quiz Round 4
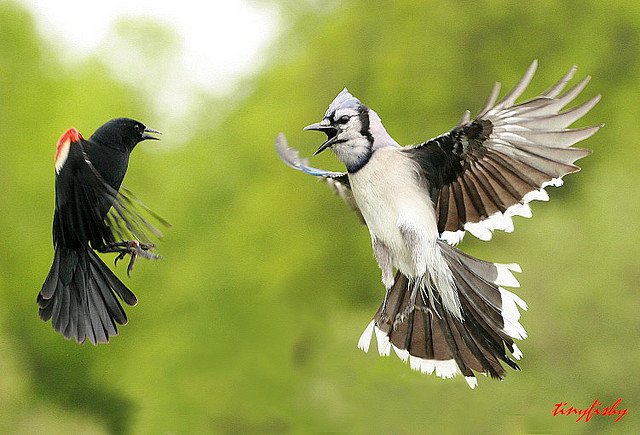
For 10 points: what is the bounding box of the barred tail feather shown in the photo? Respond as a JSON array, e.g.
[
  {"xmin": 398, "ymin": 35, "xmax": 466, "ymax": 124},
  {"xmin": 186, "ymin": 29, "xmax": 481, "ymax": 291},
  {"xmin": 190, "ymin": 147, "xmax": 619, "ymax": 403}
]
[
  {"xmin": 357, "ymin": 241, "xmax": 526, "ymax": 388},
  {"xmin": 38, "ymin": 246, "xmax": 137, "ymax": 344}
]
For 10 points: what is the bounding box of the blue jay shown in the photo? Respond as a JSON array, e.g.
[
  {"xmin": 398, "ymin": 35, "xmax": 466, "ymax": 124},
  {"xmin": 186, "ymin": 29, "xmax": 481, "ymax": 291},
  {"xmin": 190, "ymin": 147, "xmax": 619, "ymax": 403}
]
[{"xmin": 276, "ymin": 61, "xmax": 600, "ymax": 388}]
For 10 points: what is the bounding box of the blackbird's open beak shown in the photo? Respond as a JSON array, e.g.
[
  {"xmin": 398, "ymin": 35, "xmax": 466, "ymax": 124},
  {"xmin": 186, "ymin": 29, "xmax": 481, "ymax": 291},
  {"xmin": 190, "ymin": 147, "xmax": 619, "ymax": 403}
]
[{"xmin": 141, "ymin": 126, "xmax": 161, "ymax": 141}]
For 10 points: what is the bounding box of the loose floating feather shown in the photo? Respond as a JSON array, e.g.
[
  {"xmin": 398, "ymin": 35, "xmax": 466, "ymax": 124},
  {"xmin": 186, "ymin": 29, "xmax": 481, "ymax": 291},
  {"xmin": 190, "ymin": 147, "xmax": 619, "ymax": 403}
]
[{"xmin": 275, "ymin": 133, "xmax": 365, "ymax": 223}]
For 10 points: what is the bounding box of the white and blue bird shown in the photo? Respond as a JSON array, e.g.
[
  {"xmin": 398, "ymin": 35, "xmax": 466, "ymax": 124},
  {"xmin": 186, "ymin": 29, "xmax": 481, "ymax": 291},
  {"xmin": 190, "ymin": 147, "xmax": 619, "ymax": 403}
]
[{"xmin": 276, "ymin": 61, "xmax": 600, "ymax": 388}]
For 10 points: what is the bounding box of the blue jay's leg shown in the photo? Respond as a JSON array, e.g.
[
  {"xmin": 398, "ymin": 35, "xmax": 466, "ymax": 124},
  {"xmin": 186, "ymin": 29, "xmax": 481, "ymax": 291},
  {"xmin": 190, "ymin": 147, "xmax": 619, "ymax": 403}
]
[
  {"xmin": 423, "ymin": 274, "xmax": 442, "ymax": 319},
  {"xmin": 372, "ymin": 237, "xmax": 394, "ymax": 322},
  {"xmin": 395, "ymin": 224, "xmax": 429, "ymax": 325},
  {"xmin": 393, "ymin": 274, "xmax": 424, "ymax": 328}
]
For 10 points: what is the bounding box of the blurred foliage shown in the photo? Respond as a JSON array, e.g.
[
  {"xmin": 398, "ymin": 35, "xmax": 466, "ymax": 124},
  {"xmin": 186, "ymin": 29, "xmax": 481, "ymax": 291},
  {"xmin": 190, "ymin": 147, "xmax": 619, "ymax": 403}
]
[{"xmin": 1, "ymin": 0, "xmax": 639, "ymax": 433}]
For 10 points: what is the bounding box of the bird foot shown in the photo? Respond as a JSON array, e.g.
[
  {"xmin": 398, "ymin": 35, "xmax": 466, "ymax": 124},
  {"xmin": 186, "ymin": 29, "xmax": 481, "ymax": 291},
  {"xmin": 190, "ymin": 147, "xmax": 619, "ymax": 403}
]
[
  {"xmin": 108, "ymin": 240, "xmax": 160, "ymax": 276},
  {"xmin": 378, "ymin": 287, "xmax": 394, "ymax": 325},
  {"xmin": 379, "ymin": 312, "xmax": 392, "ymax": 325},
  {"xmin": 392, "ymin": 305, "xmax": 417, "ymax": 329}
]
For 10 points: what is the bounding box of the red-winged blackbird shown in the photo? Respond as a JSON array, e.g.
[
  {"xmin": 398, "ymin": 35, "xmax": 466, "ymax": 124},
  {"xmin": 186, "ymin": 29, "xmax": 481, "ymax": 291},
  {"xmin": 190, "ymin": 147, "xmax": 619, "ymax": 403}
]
[{"xmin": 39, "ymin": 118, "xmax": 166, "ymax": 344}]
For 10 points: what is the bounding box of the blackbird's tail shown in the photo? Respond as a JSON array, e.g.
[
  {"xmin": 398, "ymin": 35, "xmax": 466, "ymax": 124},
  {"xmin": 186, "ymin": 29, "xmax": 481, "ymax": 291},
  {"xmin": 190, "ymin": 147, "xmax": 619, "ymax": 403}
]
[{"xmin": 38, "ymin": 245, "xmax": 138, "ymax": 344}]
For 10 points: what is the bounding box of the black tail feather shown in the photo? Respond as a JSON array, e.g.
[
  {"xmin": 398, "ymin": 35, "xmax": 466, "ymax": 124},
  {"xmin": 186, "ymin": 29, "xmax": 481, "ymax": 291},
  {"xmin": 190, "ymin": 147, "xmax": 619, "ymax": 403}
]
[{"xmin": 38, "ymin": 246, "xmax": 137, "ymax": 344}]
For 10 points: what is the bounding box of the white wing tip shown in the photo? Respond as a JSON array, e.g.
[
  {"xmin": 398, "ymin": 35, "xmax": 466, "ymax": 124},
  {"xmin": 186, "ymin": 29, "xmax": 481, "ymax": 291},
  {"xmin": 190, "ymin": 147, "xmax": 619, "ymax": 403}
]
[
  {"xmin": 464, "ymin": 221, "xmax": 493, "ymax": 241},
  {"xmin": 441, "ymin": 230, "xmax": 465, "ymax": 245},
  {"xmin": 434, "ymin": 359, "xmax": 462, "ymax": 379},
  {"xmin": 455, "ymin": 181, "xmax": 560, "ymax": 243},
  {"xmin": 392, "ymin": 345, "xmax": 410, "ymax": 362},
  {"xmin": 505, "ymin": 263, "xmax": 522, "ymax": 273},
  {"xmin": 408, "ymin": 356, "xmax": 463, "ymax": 380},
  {"xmin": 366, "ymin": 327, "xmax": 490, "ymax": 387},
  {"xmin": 357, "ymin": 320, "xmax": 375, "ymax": 352},
  {"xmin": 374, "ymin": 326, "xmax": 391, "ymax": 356},
  {"xmin": 542, "ymin": 177, "xmax": 564, "ymax": 188},
  {"xmin": 494, "ymin": 263, "xmax": 521, "ymax": 288},
  {"xmin": 522, "ymin": 188, "xmax": 549, "ymax": 203},
  {"xmin": 505, "ymin": 202, "xmax": 532, "ymax": 219},
  {"xmin": 465, "ymin": 376, "xmax": 479, "ymax": 389},
  {"xmin": 512, "ymin": 343, "xmax": 523, "ymax": 360},
  {"xmin": 499, "ymin": 287, "xmax": 529, "ymax": 340},
  {"xmin": 409, "ymin": 355, "xmax": 434, "ymax": 374}
]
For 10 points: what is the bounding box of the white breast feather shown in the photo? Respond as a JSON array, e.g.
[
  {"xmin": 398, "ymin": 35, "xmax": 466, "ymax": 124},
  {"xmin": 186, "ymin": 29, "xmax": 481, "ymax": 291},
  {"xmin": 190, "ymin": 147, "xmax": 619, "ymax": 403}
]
[{"xmin": 350, "ymin": 148, "xmax": 460, "ymax": 316}]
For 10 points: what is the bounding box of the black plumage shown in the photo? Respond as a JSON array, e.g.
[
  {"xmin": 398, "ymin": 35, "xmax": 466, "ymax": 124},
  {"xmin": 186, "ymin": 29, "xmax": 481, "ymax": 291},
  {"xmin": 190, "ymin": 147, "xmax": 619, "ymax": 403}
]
[{"xmin": 39, "ymin": 118, "xmax": 165, "ymax": 344}]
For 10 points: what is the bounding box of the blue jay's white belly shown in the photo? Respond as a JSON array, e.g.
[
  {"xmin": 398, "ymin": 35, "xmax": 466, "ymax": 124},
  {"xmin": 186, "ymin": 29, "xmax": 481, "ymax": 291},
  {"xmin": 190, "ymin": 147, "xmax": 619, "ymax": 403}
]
[{"xmin": 349, "ymin": 147, "xmax": 439, "ymax": 277}]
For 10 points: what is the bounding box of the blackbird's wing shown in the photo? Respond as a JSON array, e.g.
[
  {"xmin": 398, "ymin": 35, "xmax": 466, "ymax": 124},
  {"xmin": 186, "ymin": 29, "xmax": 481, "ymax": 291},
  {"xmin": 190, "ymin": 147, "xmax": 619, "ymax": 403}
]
[
  {"xmin": 402, "ymin": 61, "xmax": 600, "ymax": 245},
  {"xmin": 276, "ymin": 133, "xmax": 365, "ymax": 223},
  {"xmin": 53, "ymin": 140, "xmax": 168, "ymax": 249},
  {"xmin": 104, "ymin": 185, "xmax": 169, "ymax": 246}
]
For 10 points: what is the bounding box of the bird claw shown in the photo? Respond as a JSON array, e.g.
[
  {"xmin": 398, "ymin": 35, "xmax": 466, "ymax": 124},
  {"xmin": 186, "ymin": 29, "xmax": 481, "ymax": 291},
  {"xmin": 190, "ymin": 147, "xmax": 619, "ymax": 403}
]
[
  {"xmin": 378, "ymin": 313, "xmax": 391, "ymax": 325},
  {"xmin": 393, "ymin": 306, "xmax": 415, "ymax": 329},
  {"xmin": 111, "ymin": 240, "xmax": 160, "ymax": 276}
]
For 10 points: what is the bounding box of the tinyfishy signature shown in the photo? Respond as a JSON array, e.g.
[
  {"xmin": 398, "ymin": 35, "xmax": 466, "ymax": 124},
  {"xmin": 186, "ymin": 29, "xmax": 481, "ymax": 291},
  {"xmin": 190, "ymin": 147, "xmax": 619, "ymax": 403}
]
[{"xmin": 552, "ymin": 398, "xmax": 628, "ymax": 423}]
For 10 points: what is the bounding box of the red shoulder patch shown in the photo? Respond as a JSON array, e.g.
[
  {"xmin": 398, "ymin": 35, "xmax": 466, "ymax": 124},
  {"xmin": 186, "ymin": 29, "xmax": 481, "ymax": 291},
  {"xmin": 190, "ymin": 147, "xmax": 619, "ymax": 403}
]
[{"xmin": 55, "ymin": 127, "xmax": 84, "ymax": 173}]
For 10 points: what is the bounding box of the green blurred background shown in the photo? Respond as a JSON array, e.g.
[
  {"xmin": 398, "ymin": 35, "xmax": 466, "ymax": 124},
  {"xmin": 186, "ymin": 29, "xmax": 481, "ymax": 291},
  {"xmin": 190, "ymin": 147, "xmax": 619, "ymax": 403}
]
[{"xmin": 1, "ymin": 0, "xmax": 638, "ymax": 433}]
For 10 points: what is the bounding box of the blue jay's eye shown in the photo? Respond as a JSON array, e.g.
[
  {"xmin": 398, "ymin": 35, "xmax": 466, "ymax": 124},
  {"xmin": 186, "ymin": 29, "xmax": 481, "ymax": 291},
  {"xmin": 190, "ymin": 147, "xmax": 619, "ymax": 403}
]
[{"xmin": 336, "ymin": 115, "xmax": 350, "ymax": 125}]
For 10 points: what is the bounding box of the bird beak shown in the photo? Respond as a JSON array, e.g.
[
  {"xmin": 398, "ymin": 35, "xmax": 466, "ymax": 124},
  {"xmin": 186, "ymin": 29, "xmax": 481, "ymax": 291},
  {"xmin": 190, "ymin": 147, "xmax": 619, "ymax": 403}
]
[
  {"xmin": 304, "ymin": 122, "xmax": 338, "ymax": 156},
  {"xmin": 303, "ymin": 122, "xmax": 329, "ymax": 132},
  {"xmin": 141, "ymin": 126, "xmax": 161, "ymax": 141}
]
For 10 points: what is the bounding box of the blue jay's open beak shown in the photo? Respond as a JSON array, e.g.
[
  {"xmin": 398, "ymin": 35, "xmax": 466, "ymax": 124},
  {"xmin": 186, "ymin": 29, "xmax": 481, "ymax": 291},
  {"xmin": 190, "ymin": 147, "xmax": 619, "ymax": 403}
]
[
  {"xmin": 141, "ymin": 126, "xmax": 161, "ymax": 141},
  {"xmin": 304, "ymin": 122, "xmax": 338, "ymax": 155}
]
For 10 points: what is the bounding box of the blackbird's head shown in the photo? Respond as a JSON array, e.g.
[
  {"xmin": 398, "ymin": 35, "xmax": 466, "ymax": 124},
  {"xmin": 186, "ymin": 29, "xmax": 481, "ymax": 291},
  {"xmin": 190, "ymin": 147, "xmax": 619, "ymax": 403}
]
[{"xmin": 90, "ymin": 118, "xmax": 161, "ymax": 152}]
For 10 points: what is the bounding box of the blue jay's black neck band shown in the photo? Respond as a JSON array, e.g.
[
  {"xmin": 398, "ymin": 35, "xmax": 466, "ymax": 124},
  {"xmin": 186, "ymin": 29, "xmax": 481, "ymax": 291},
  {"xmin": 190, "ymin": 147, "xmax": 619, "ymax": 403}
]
[{"xmin": 346, "ymin": 151, "xmax": 372, "ymax": 173}]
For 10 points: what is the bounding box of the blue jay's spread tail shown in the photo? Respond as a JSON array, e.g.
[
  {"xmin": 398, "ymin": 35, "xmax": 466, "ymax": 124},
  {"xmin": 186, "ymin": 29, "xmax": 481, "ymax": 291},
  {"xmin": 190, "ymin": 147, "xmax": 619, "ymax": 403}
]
[
  {"xmin": 358, "ymin": 241, "xmax": 525, "ymax": 388},
  {"xmin": 277, "ymin": 61, "xmax": 600, "ymax": 388}
]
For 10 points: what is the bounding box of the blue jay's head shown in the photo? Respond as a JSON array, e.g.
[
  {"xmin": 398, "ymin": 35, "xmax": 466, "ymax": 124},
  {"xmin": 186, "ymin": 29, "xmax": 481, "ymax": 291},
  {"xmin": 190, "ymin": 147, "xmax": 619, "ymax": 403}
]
[{"xmin": 304, "ymin": 88, "xmax": 373, "ymax": 157}]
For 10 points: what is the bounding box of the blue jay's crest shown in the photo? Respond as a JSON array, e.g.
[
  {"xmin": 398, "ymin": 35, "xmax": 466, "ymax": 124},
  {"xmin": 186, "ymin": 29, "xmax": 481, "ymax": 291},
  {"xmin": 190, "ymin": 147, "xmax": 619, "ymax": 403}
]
[
  {"xmin": 278, "ymin": 60, "xmax": 600, "ymax": 388},
  {"xmin": 325, "ymin": 88, "xmax": 363, "ymax": 119}
]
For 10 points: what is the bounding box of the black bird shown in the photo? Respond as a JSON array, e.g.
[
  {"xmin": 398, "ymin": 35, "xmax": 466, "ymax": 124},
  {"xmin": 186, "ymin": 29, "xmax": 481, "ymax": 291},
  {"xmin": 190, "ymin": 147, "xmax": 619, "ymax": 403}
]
[
  {"xmin": 39, "ymin": 118, "xmax": 166, "ymax": 344},
  {"xmin": 277, "ymin": 61, "xmax": 600, "ymax": 387}
]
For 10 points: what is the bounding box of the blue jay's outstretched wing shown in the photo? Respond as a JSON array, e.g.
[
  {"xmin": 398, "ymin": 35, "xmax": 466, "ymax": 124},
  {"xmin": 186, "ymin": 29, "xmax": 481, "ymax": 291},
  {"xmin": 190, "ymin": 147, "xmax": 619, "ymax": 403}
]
[
  {"xmin": 402, "ymin": 60, "xmax": 601, "ymax": 245},
  {"xmin": 275, "ymin": 133, "xmax": 365, "ymax": 223}
]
